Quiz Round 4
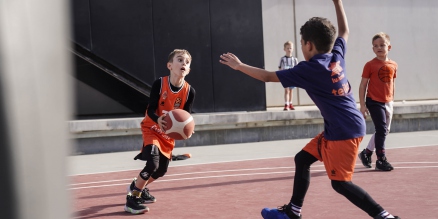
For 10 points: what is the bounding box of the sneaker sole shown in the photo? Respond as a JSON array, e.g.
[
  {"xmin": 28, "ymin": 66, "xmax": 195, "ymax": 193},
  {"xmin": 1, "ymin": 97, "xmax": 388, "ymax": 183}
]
[
  {"xmin": 124, "ymin": 205, "xmax": 149, "ymax": 214},
  {"xmin": 142, "ymin": 199, "xmax": 156, "ymax": 204},
  {"xmin": 375, "ymin": 167, "xmax": 394, "ymax": 171}
]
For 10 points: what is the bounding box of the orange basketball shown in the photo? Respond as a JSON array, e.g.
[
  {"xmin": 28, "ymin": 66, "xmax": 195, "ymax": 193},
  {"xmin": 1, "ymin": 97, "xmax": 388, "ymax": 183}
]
[{"xmin": 163, "ymin": 109, "xmax": 195, "ymax": 140}]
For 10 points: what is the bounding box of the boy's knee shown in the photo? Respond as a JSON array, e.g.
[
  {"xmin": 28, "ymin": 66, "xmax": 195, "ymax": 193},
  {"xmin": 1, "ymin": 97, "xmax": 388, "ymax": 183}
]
[
  {"xmin": 294, "ymin": 150, "xmax": 317, "ymax": 166},
  {"xmin": 152, "ymin": 168, "xmax": 167, "ymax": 179},
  {"xmin": 331, "ymin": 180, "xmax": 361, "ymax": 197},
  {"xmin": 331, "ymin": 180, "xmax": 346, "ymax": 193},
  {"xmin": 139, "ymin": 164, "xmax": 159, "ymax": 181}
]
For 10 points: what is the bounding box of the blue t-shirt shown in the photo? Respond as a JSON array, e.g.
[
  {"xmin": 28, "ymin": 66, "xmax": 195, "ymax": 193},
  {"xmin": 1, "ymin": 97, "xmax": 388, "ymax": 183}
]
[{"xmin": 276, "ymin": 37, "xmax": 365, "ymax": 140}]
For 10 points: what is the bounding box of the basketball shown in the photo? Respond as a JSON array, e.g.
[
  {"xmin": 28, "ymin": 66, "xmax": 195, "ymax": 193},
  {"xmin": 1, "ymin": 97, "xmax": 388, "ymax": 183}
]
[
  {"xmin": 378, "ymin": 65, "xmax": 395, "ymax": 83},
  {"xmin": 163, "ymin": 109, "xmax": 195, "ymax": 140}
]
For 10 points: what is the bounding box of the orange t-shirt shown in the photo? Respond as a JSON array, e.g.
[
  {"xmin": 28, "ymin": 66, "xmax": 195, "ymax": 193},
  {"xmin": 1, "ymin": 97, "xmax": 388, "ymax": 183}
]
[
  {"xmin": 362, "ymin": 58, "xmax": 398, "ymax": 103},
  {"xmin": 140, "ymin": 76, "xmax": 191, "ymax": 159}
]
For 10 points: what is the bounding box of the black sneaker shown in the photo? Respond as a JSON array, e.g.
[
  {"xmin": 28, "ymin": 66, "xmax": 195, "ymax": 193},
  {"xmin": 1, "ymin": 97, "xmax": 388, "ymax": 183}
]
[
  {"xmin": 140, "ymin": 187, "xmax": 156, "ymax": 203},
  {"xmin": 375, "ymin": 157, "xmax": 394, "ymax": 171},
  {"xmin": 358, "ymin": 149, "xmax": 372, "ymax": 168},
  {"xmin": 374, "ymin": 215, "xmax": 400, "ymax": 219},
  {"xmin": 124, "ymin": 194, "xmax": 149, "ymax": 214},
  {"xmin": 127, "ymin": 178, "xmax": 157, "ymax": 203}
]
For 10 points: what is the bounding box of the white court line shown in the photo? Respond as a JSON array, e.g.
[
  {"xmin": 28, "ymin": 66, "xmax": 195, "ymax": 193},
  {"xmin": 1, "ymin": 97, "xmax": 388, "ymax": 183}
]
[
  {"xmin": 392, "ymin": 166, "xmax": 438, "ymax": 169},
  {"xmin": 69, "ymin": 163, "xmax": 438, "ymax": 190},
  {"xmin": 69, "ymin": 144, "xmax": 438, "ymax": 176},
  {"xmin": 69, "ymin": 169, "xmax": 318, "ymax": 190},
  {"xmin": 70, "ymin": 164, "xmax": 327, "ymax": 186},
  {"xmin": 69, "ymin": 155, "xmax": 295, "ymax": 176},
  {"xmin": 70, "ymin": 166, "xmax": 297, "ymax": 186}
]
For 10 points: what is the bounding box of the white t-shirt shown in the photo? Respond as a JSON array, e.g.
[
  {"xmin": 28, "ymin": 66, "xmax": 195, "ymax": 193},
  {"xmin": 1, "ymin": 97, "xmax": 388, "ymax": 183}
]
[{"xmin": 278, "ymin": 56, "xmax": 298, "ymax": 70}]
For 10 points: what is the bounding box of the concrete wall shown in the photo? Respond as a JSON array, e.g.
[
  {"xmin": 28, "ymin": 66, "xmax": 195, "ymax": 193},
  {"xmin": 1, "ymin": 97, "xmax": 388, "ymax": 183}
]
[
  {"xmin": 263, "ymin": 0, "xmax": 438, "ymax": 107},
  {"xmin": 70, "ymin": 100, "xmax": 438, "ymax": 155}
]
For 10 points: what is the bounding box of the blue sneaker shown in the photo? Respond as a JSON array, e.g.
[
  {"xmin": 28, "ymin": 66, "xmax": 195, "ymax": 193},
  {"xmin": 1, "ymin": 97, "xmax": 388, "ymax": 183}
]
[{"xmin": 261, "ymin": 205, "xmax": 301, "ymax": 219}]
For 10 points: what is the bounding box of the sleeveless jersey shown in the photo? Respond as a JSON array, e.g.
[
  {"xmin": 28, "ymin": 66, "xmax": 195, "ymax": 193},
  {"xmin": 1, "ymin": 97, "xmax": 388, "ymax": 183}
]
[{"xmin": 140, "ymin": 76, "xmax": 191, "ymax": 158}]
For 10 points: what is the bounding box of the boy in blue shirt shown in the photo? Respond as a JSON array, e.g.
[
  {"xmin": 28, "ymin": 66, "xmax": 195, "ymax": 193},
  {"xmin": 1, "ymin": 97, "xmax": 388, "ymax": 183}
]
[{"xmin": 219, "ymin": 0, "xmax": 399, "ymax": 218}]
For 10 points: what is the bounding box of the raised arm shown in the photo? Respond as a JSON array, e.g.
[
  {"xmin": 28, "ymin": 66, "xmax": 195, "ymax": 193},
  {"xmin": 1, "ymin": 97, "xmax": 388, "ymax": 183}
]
[
  {"xmin": 333, "ymin": 0, "xmax": 349, "ymax": 42},
  {"xmin": 220, "ymin": 53, "xmax": 280, "ymax": 82}
]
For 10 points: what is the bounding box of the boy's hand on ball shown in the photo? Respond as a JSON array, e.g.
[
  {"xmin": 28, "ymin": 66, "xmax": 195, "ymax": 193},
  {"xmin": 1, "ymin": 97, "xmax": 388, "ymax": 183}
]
[{"xmin": 158, "ymin": 114, "xmax": 167, "ymax": 131}]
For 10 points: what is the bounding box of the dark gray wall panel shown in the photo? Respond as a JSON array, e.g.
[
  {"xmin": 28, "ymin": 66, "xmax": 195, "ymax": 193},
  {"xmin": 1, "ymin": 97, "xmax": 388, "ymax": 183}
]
[
  {"xmin": 74, "ymin": 56, "xmax": 147, "ymax": 117},
  {"xmin": 152, "ymin": 0, "xmax": 214, "ymax": 113},
  {"xmin": 71, "ymin": 0, "xmax": 266, "ymax": 117},
  {"xmin": 89, "ymin": 0, "xmax": 156, "ymax": 85},
  {"xmin": 71, "ymin": 0, "xmax": 91, "ymax": 50},
  {"xmin": 210, "ymin": 0, "xmax": 266, "ymax": 112}
]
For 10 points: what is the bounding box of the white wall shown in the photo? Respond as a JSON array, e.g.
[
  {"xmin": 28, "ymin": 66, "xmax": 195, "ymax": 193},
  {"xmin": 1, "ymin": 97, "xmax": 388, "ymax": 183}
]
[
  {"xmin": 262, "ymin": 0, "xmax": 300, "ymax": 107},
  {"xmin": 263, "ymin": 0, "xmax": 438, "ymax": 107}
]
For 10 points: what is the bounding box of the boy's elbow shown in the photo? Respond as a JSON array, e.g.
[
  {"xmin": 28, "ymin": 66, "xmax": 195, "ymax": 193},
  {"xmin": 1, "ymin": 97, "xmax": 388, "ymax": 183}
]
[{"xmin": 264, "ymin": 72, "xmax": 279, "ymax": 82}]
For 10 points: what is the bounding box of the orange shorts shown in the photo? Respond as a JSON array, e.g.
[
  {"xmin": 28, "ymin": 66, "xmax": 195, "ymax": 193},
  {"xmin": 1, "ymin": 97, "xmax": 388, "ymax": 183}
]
[{"xmin": 303, "ymin": 132, "xmax": 363, "ymax": 181}]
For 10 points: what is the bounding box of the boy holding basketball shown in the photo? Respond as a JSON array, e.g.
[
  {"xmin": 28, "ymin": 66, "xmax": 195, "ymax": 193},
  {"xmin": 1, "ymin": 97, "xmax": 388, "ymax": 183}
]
[
  {"xmin": 279, "ymin": 41, "xmax": 299, "ymax": 110},
  {"xmin": 124, "ymin": 49, "xmax": 196, "ymax": 214},
  {"xmin": 358, "ymin": 32, "xmax": 398, "ymax": 171},
  {"xmin": 219, "ymin": 0, "xmax": 399, "ymax": 218}
]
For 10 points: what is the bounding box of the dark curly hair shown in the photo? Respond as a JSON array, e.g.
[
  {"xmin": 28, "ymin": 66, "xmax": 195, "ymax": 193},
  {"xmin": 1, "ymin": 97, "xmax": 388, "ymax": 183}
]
[{"xmin": 300, "ymin": 17, "xmax": 336, "ymax": 53}]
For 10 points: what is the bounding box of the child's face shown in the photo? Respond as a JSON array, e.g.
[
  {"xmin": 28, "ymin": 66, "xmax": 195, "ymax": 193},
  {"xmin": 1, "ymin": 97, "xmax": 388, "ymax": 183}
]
[
  {"xmin": 372, "ymin": 37, "xmax": 391, "ymax": 59},
  {"xmin": 284, "ymin": 44, "xmax": 293, "ymax": 56},
  {"xmin": 167, "ymin": 53, "xmax": 191, "ymax": 77}
]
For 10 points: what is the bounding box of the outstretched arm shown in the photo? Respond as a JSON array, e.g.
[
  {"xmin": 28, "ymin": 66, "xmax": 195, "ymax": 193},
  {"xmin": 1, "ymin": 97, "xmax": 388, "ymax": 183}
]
[
  {"xmin": 220, "ymin": 53, "xmax": 280, "ymax": 82},
  {"xmin": 333, "ymin": 0, "xmax": 349, "ymax": 42}
]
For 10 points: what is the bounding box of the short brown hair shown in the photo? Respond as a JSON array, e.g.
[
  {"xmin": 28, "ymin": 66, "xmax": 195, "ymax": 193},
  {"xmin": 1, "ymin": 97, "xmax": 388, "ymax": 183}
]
[
  {"xmin": 167, "ymin": 49, "xmax": 192, "ymax": 63},
  {"xmin": 284, "ymin": 41, "xmax": 293, "ymax": 48},
  {"xmin": 300, "ymin": 17, "xmax": 336, "ymax": 53},
  {"xmin": 372, "ymin": 32, "xmax": 390, "ymax": 44}
]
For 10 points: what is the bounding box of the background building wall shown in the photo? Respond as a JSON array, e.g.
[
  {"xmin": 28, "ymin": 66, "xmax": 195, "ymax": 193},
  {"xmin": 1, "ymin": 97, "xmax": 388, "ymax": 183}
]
[
  {"xmin": 72, "ymin": 0, "xmax": 438, "ymax": 117},
  {"xmin": 263, "ymin": 0, "xmax": 438, "ymax": 107},
  {"xmin": 72, "ymin": 0, "xmax": 266, "ymax": 118}
]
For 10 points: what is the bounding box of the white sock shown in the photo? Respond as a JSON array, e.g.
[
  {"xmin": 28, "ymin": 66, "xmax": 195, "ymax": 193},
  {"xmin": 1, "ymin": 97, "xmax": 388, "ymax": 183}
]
[
  {"xmin": 290, "ymin": 203, "xmax": 301, "ymax": 216},
  {"xmin": 379, "ymin": 210, "xmax": 395, "ymax": 218}
]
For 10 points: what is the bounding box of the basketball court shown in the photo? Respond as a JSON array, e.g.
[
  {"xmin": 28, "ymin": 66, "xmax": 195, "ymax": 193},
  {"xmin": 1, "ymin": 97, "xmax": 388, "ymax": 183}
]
[{"xmin": 69, "ymin": 130, "xmax": 438, "ymax": 219}]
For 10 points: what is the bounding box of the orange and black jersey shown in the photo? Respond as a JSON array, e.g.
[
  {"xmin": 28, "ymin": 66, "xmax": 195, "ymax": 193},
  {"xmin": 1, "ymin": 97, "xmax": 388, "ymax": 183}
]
[
  {"xmin": 141, "ymin": 76, "xmax": 195, "ymax": 158},
  {"xmin": 146, "ymin": 77, "xmax": 196, "ymax": 122}
]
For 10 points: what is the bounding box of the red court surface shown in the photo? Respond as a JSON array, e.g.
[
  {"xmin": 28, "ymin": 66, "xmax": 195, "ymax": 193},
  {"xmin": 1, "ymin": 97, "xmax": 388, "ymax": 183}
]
[{"xmin": 71, "ymin": 145, "xmax": 438, "ymax": 219}]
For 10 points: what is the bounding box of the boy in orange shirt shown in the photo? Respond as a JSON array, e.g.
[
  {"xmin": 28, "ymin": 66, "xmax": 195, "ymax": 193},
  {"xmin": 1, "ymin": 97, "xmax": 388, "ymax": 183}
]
[
  {"xmin": 124, "ymin": 49, "xmax": 196, "ymax": 214},
  {"xmin": 358, "ymin": 32, "xmax": 398, "ymax": 171}
]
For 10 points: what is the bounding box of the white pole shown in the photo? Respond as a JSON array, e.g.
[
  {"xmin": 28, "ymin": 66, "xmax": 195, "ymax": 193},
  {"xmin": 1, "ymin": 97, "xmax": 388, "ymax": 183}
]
[{"xmin": 0, "ymin": 0, "xmax": 73, "ymax": 218}]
